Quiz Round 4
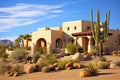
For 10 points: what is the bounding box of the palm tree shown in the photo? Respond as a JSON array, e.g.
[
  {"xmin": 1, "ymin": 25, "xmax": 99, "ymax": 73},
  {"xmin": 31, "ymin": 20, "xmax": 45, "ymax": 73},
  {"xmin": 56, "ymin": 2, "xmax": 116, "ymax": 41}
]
[
  {"xmin": 14, "ymin": 37, "xmax": 21, "ymax": 48},
  {"xmin": 24, "ymin": 34, "xmax": 31, "ymax": 50},
  {"xmin": 19, "ymin": 34, "xmax": 25, "ymax": 48}
]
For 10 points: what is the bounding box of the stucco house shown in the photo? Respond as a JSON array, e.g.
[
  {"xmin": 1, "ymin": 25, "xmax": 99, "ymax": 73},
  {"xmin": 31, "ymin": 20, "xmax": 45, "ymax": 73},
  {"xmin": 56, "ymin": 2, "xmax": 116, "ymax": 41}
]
[{"xmin": 30, "ymin": 20, "xmax": 120, "ymax": 55}]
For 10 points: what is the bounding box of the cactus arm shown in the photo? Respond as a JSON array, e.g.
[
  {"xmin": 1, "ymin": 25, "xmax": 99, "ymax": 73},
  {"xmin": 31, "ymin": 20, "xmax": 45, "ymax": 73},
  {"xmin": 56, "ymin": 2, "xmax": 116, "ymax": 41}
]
[
  {"xmin": 91, "ymin": 9, "xmax": 96, "ymax": 42},
  {"xmin": 96, "ymin": 10, "xmax": 100, "ymax": 44}
]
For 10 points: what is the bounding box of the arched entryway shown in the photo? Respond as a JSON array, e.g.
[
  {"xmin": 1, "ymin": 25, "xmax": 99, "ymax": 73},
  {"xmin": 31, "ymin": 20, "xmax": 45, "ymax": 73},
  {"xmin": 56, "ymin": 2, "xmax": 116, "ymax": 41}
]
[
  {"xmin": 35, "ymin": 38, "xmax": 46, "ymax": 52},
  {"xmin": 56, "ymin": 38, "xmax": 63, "ymax": 48},
  {"xmin": 68, "ymin": 37, "xmax": 74, "ymax": 43}
]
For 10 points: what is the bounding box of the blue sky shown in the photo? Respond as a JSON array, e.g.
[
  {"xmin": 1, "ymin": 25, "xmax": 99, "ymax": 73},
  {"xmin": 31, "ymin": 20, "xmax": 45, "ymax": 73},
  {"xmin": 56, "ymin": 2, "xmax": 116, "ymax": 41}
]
[{"xmin": 0, "ymin": 0, "xmax": 120, "ymax": 41}]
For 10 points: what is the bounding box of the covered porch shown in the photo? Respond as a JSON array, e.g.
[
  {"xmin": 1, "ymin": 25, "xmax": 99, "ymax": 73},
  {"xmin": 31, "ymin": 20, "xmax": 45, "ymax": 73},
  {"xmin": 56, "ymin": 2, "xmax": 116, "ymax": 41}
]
[{"xmin": 72, "ymin": 30, "xmax": 95, "ymax": 53}]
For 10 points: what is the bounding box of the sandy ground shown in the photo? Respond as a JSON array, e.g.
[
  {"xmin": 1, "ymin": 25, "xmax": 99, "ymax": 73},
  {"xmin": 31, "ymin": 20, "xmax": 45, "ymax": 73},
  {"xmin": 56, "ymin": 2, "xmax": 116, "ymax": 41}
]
[
  {"xmin": 0, "ymin": 55, "xmax": 120, "ymax": 80},
  {"xmin": 0, "ymin": 69, "xmax": 120, "ymax": 80}
]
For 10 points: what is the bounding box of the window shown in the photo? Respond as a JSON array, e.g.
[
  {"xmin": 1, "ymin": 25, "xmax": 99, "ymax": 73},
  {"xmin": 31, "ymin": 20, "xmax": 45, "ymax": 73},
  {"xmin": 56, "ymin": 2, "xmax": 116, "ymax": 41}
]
[
  {"xmin": 87, "ymin": 26, "xmax": 91, "ymax": 30},
  {"xmin": 74, "ymin": 26, "xmax": 77, "ymax": 30},
  {"xmin": 67, "ymin": 27, "xmax": 69, "ymax": 30}
]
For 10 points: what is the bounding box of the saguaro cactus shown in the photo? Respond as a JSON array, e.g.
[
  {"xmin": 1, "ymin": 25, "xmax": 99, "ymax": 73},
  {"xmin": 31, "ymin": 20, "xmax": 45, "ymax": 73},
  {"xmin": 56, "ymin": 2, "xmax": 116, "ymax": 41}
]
[{"xmin": 90, "ymin": 10, "xmax": 110, "ymax": 57}]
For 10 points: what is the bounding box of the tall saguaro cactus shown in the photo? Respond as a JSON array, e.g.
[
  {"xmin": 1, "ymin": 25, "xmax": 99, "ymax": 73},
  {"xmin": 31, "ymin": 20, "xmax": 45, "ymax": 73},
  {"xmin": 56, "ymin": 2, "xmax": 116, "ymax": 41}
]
[{"xmin": 90, "ymin": 10, "xmax": 110, "ymax": 57}]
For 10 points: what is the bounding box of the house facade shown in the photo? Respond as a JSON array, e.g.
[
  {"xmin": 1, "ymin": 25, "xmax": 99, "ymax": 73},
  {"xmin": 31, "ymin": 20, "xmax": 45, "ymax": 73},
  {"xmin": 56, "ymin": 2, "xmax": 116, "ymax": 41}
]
[{"xmin": 31, "ymin": 20, "xmax": 120, "ymax": 55}]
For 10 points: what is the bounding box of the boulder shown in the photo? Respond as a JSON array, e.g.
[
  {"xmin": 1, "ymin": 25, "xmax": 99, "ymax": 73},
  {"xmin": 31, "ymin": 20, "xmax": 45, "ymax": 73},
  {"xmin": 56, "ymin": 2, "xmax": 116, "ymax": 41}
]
[
  {"xmin": 55, "ymin": 67, "xmax": 60, "ymax": 71},
  {"xmin": 66, "ymin": 67, "xmax": 72, "ymax": 70},
  {"xmin": 72, "ymin": 52, "xmax": 84, "ymax": 61},
  {"xmin": 73, "ymin": 63, "xmax": 81, "ymax": 69},
  {"xmin": 65, "ymin": 61, "xmax": 73, "ymax": 69},
  {"xmin": 42, "ymin": 66, "xmax": 50, "ymax": 73},
  {"xmin": 110, "ymin": 63, "xmax": 117, "ymax": 69},
  {"xmin": 4, "ymin": 71, "xmax": 10, "ymax": 76},
  {"xmin": 79, "ymin": 69, "xmax": 91, "ymax": 77},
  {"xmin": 32, "ymin": 63, "xmax": 40, "ymax": 72},
  {"xmin": 23, "ymin": 64, "xmax": 34, "ymax": 74},
  {"xmin": 13, "ymin": 72, "xmax": 19, "ymax": 77}
]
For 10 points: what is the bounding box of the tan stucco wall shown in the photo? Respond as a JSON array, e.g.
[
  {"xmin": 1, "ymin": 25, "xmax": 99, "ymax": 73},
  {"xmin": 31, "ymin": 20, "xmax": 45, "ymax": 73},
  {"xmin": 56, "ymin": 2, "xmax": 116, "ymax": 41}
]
[
  {"xmin": 104, "ymin": 29, "xmax": 120, "ymax": 51},
  {"xmin": 30, "ymin": 20, "xmax": 120, "ymax": 54}
]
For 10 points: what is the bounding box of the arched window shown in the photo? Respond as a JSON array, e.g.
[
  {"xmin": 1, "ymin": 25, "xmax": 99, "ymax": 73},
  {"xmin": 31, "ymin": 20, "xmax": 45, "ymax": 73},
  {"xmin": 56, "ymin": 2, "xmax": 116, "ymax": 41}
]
[{"xmin": 56, "ymin": 38, "xmax": 63, "ymax": 48}]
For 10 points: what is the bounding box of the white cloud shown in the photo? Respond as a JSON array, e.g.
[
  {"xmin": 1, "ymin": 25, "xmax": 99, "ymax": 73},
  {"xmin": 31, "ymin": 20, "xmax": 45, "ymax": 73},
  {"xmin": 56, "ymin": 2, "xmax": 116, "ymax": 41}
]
[{"xmin": 0, "ymin": 3, "xmax": 63, "ymax": 32}]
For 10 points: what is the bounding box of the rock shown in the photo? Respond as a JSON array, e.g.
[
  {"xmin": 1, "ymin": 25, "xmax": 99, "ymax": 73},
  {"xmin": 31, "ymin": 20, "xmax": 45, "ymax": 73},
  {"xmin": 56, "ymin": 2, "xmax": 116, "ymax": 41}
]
[
  {"xmin": 72, "ymin": 52, "xmax": 84, "ymax": 61},
  {"xmin": 23, "ymin": 64, "xmax": 34, "ymax": 74},
  {"xmin": 4, "ymin": 71, "xmax": 10, "ymax": 76},
  {"xmin": 66, "ymin": 67, "xmax": 72, "ymax": 70},
  {"xmin": 73, "ymin": 63, "xmax": 81, "ymax": 69},
  {"xmin": 55, "ymin": 67, "xmax": 60, "ymax": 71},
  {"xmin": 13, "ymin": 72, "xmax": 19, "ymax": 77},
  {"xmin": 36, "ymin": 58, "xmax": 43, "ymax": 63},
  {"xmin": 42, "ymin": 66, "xmax": 50, "ymax": 73},
  {"xmin": 33, "ymin": 64, "xmax": 40, "ymax": 72},
  {"xmin": 49, "ymin": 65, "xmax": 56, "ymax": 71},
  {"xmin": 79, "ymin": 69, "xmax": 91, "ymax": 77},
  {"xmin": 65, "ymin": 61, "xmax": 73, "ymax": 69},
  {"xmin": 110, "ymin": 63, "xmax": 117, "ymax": 69}
]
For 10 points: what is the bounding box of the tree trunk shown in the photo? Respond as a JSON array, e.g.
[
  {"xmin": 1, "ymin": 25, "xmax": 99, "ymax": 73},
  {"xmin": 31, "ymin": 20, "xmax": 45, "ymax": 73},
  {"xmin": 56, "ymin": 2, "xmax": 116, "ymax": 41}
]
[
  {"xmin": 99, "ymin": 42, "xmax": 103, "ymax": 58},
  {"xmin": 22, "ymin": 40, "xmax": 24, "ymax": 48},
  {"xmin": 26, "ymin": 40, "xmax": 28, "ymax": 50}
]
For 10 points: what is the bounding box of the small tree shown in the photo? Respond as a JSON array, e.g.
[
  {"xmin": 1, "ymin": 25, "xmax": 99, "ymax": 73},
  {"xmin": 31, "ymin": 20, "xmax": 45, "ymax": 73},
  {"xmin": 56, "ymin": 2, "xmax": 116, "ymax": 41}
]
[
  {"xmin": 66, "ymin": 42, "xmax": 76, "ymax": 54},
  {"xmin": 10, "ymin": 49, "xmax": 29, "ymax": 62}
]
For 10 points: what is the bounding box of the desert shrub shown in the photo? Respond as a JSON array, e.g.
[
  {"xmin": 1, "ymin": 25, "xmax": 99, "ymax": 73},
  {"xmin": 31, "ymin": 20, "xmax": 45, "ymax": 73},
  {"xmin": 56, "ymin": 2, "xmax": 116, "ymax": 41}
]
[
  {"xmin": 57, "ymin": 60, "xmax": 70, "ymax": 70},
  {"xmin": 10, "ymin": 49, "xmax": 29, "ymax": 62},
  {"xmin": 0, "ymin": 52, "xmax": 9, "ymax": 58},
  {"xmin": 66, "ymin": 42, "xmax": 76, "ymax": 54},
  {"xmin": 38, "ymin": 59, "xmax": 47, "ymax": 71},
  {"xmin": 78, "ymin": 47, "xmax": 83, "ymax": 53},
  {"xmin": 10, "ymin": 64, "xmax": 23, "ymax": 74},
  {"xmin": 111, "ymin": 50, "xmax": 120, "ymax": 56},
  {"xmin": 50, "ymin": 49, "xmax": 56, "ymax": 54},
  {"xmin": 0, "ymin": 63, "xmax": 11, "ymax": 75},
  {"xmin": 27, "ymin": 46, "xmax": 31, "ymax": 50},
  {"xmin": 0, "ymin": 43, "xmax": 9, "ymax": 58},
  {"xmin": 32, "ymin": 52, "xmax": 40, "ymax": 63},
  {"xmin": 44, "ymin": 54, "xmax": 57, "ymax": 65},
  {"xmin": 90, "ymin": 46, "xmax": 98, "ymax": 55},
  {"xmin": 86, "ymin": 63, "xmax": 98, "ymax": 75},
  {"xmin": 97, "ymin": 61, "xmax": 109, "ymax": 69},
  {"xmin": 100, "ymin": 56, "xmax": 106, "ymax": 61}
]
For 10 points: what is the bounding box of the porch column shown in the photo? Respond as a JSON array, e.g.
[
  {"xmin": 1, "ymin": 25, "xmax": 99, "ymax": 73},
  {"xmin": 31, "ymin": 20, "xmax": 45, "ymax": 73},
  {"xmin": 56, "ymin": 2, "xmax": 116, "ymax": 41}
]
[
  {"xmin": 75, "ymin": 37, "xmax": 79, "ymax": 52},
  {"xmin": 87, "ymin": 36, "xmax": 92, "ymax": 53},
  {"xmin": 47, "ymin": 42, "xmax": 50, "ymax": 54},
  {"xmin": 31, "ymin": 43, "xmax": 35, "ymax": 55}
]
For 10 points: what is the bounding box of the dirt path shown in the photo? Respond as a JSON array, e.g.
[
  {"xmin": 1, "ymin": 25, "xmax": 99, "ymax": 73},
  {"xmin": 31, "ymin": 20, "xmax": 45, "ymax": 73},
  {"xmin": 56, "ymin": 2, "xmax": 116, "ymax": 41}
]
[{"xmin": 0, "ymin": 68, "xmax": 120, "ymax": 80}]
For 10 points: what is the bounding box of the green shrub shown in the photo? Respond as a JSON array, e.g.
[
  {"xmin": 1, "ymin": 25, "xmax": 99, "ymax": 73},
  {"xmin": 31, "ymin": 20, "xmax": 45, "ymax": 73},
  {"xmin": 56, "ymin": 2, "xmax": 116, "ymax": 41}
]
[
  {"xmin": 100, "ymin": 56, "xmax": 106, "ymax": 61},
  {"xmin": 10, "ymin": 64, "xmax": 23, "ymax": 74},
  {"xmin": 78, "ymin": 47, "xmax": 83, "ymax": 53},
  {"xmin": 0, "ymin": 52, "xmax": 8, "ymax": 58},
  {"xmin": 32, "ymin": 52, "xmax": 40, "ymax": 63},
  {"xmin": 86, "ymin": 63, "xmax": 98, "ymax": 75},
  {"xmin": 0, "ymin": 63, "xmax": 11, "ymax": 75},
  {"xmin": 97, "ymin": 61, "xmax": 109, "ymax": 69},
  {"xmin": 57, "ymin": 60, "xmax": 70, "ymax": 70},
  {"xmin": 10, "ymin": 49, "xmax": 28, "ymax": 62},
  {"xmin": 66, "ymin": 42, "xmax": 76, "ymax": 53},
  {"xmin": 38, "ymin": 59, "xmax": 47, "ymax": 71},
  {"xmin": 27, "ymin": 46, "xmax": 31, "ymax": 50},
  {"xmin": 44, "ymin": 54, "xmax": 57, "ymax": 65}
]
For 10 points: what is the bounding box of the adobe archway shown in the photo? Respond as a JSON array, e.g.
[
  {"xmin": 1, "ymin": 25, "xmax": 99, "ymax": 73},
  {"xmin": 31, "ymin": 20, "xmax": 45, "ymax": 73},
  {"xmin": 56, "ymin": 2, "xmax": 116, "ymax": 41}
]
[{"xmin": 35, "ymin": 38, "xmax": 46, "ymax": 52}]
